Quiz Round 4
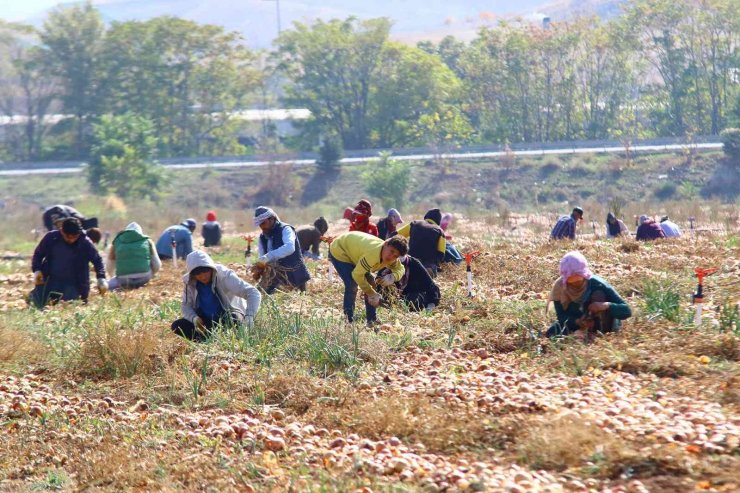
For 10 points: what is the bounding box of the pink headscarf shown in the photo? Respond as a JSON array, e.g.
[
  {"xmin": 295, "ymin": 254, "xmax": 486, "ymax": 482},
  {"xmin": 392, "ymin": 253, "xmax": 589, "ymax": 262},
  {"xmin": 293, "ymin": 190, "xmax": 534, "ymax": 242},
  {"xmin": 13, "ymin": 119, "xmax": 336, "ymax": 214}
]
[
  {"xmin": 440, "ymin": 213, "xmax": 453, "ymax": 232},
  {"xmin": 559, "ymin": 251, "xmax": 592, "ymax": 286}
]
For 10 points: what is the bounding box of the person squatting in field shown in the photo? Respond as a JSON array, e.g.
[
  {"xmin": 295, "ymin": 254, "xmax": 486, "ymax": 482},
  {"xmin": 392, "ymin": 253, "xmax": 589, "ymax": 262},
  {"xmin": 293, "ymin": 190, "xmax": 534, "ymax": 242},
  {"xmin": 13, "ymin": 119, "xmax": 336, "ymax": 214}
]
[
  {"xmin": 106, "ymin": 222, "xmax": 161, "ymax": 290},
  {"xmin": 171, "ymin": 250, "xmax": 261, "ymax": 341},
  {"xmin": 378, "ymin": 255, "xmax": 441, "ymax": 312},
  {"xmin": 296, "ymin": 216, "xmax": 329, "ymax": 259},
  {"xmin": 252, "ymin": 206, "xmax": 311, "ymax": 294},
  {"xmin": 328, "ymin": 232, "xmax": 408, "ymax": 326},
  {"xmin": 546, "ymin": 251, "xmax": 631, "ymax": 340},
  {"xmin": 635, "ymin": 215, "xmax": 666, "ymax": 241},
  {"xmin": 550, "ymin": 206, "xmax": 584, "ymax": 240},
  {"xmin": 30, "ymin": 217, "xmax": 107, "ymax": 307},
  {"xmin": 376, "ymin": 208, "xmax": 403, "ymax": 240}
]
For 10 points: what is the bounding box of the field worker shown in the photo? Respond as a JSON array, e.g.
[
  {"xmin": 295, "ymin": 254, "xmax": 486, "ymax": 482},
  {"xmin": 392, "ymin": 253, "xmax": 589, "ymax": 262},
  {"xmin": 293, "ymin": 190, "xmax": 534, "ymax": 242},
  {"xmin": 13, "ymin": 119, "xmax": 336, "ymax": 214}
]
[
  {"xmin": 440, "ymin": 212, "xmax": 463, "ymax": 264},
  {"xmin": 550, "ymin": 206, "xmax": 584, "ymax": 240},
  {"xmin": 156, "ymin": 218, "xmax": 196, "ymax": 260},
  {"xmin": 107, "ymin": 222, "xmax": 161, "ymax": 290},
  {"xmin": 378, "ymin": 255, "xmax": 441, "ymax": 312},
  {"xmin": 376, "ymin": 208, "xmax": 403, "ymax": 240},
  {"xmin": 605, "ymin": 212, "xmax": 629, "ymax": 239},
  {"xmin": 30, "ymin": 217, "xmax": 107, "ymax": 307},
  {"xmin": 546, "ymin": 251, "xmax": 631, "ymax": 339},
  {"xmin": 171, "ymin": 250, "xmax": 261, "ymax": 341},
  {"xmin": 42, "ymin": 204, "xmax": 98, "ymax": 231},
  {"xmin": 329, "ymin": 232, "xmax": 408, "ymax": 325},
  {"xmin": 349, "ymin": 199, "xmax": 379, "ymax": 237},
  {"xmin": 296, "ymin": 216, "xmax": 329, "ymax": 259},
  {"xmin": 201, "ymin": 210, "xmax": 223, "ymax": 247},
  {"xmin": 396, "ymin": 208, "xmax": 446, "ymax": 276},
  {"xmin": 659, "ymin": 216, "xmax": 682, "ymax": 238},
  {"xmin": 252, "ymin": 206, "xmax": 311, "ymax": 293},
  {"xmin": 635, "ymin": 215, "xmax": 666, "ymax": 241}
]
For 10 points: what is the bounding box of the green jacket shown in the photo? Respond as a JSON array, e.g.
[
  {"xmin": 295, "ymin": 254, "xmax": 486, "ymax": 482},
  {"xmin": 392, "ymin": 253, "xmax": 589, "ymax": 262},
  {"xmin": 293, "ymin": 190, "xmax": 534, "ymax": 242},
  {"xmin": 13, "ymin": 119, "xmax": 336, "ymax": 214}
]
[
  {"xmin": 113, "ymin": 230, "xmax": 151, "ymax": 276},
  {"xmin": 553, "ymin": 275, "xmax": 632, "ymax": 333}
]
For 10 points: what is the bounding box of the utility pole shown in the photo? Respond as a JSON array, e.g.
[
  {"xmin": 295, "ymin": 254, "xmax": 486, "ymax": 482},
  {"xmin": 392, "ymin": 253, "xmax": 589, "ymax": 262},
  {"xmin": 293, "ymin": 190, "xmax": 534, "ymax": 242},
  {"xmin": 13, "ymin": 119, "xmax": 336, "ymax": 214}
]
[{"xmin": 263, "ymin": 0, "xmax": 281, "ymax": 36}]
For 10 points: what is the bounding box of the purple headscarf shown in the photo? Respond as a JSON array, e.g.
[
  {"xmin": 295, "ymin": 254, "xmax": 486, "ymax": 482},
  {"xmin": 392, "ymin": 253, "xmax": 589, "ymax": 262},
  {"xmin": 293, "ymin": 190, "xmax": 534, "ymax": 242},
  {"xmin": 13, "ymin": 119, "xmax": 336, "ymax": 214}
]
[{"xmin": 559, "ymin": 251, "xmax": 592, "ymax": 285}]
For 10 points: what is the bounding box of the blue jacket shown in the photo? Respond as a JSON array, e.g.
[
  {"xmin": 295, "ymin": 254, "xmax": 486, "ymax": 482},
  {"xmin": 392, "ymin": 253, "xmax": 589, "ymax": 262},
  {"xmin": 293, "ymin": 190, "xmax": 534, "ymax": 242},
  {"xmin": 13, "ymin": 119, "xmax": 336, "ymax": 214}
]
[
  {"xmin": 156, "ymin": 225, "xmax": 193, "ymax": 259},
  {"xmin": 32, "ymin": 230, "xmax": 106, "ymax": 301}
]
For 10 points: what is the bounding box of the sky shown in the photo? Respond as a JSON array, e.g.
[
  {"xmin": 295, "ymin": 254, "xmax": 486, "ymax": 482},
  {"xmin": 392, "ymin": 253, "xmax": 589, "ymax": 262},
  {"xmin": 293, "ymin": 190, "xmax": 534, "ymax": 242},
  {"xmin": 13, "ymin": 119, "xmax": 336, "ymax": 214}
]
[{"xmin": 1, "ymin": 0, "xmax": 66, "ymax": 20}]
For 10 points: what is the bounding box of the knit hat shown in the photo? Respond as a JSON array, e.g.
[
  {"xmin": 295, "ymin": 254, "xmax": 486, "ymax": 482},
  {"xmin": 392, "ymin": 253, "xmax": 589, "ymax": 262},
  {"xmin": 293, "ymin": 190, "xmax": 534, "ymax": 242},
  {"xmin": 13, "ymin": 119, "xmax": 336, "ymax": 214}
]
[
  {"xmin": 660, "ymin": 215, "xmax": 669, "ymax": 223},
  {"xmin": 354, "ymin": 199, "xmax": 372, "ymax": 217},
  {"xmin": 181, "ymin": 218, "xmax": 197, "ymax": 232},
  {"xmin": 424, "ymin": 208, "xmax": 442, "ymax": 226},
  {"xmin": 254, "ymin": 206, "xmax": 278, "ymax": 227},
  {"xmin": 61, "ymin": 217, "xmax": 82, "ymax": 235},
  {"xmin": 387, "ymin": 208, "xmax": 403, "ymax": 225},
  {"xmin": 206, "ymin": 210, "xmax": 217, "ymax": 222},
  {"xmin": 559, "ymin": 251, "xmax": 592, "ymax": 285}
]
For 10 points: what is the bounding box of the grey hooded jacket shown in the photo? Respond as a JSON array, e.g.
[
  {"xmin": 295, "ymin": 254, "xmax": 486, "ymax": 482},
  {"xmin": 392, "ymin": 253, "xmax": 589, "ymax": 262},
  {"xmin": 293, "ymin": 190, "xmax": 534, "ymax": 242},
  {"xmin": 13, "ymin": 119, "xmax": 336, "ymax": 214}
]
[{"xmin": 181, "ymin": 250, "xmax": 261, "ymax": 324}]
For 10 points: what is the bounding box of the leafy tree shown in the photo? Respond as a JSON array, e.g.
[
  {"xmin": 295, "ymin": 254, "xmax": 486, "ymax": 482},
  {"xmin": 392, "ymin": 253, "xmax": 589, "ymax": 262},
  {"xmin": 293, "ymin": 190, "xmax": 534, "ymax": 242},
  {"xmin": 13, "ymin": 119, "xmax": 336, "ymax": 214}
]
[
  {"xmin": 88, "ymin": 113, "xmax": 165, "ymax": 199},
  {"xmin": 361, "ymin": 152, "xmax": 410, "ymax": 209},
  {"xmin": 316, "ymin": 135, "xmax": 343, "ymax": 170},
  {"xmin": 276, "ymin": 17, "xmax": 391, "ymax": 150},
  {"xmin": 719, "ymin": 128, "xmax": 740, "ymax": 161},
  {"xmin": 98, "ymin": 17, "xmax": 260, "ymax": 157},
  {"xmin": 38, "ymin": 2, "xmax": 104, "ymax": 156}
]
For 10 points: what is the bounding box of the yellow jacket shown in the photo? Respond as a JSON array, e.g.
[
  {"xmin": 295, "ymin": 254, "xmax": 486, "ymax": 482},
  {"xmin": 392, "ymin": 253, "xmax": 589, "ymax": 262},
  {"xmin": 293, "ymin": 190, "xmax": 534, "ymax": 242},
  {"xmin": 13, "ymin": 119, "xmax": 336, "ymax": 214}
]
[{"xmin": 329, "ymin": 232, "xmax": 405, "ymax": 296}]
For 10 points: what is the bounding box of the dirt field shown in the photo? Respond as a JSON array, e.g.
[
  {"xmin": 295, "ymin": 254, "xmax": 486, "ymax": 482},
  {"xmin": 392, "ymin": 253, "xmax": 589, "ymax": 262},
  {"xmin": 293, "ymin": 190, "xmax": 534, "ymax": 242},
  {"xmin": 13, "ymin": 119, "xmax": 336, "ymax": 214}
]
[{"xmin": 0, "ymin": 219, "xmax": 738, "ymax": 492}]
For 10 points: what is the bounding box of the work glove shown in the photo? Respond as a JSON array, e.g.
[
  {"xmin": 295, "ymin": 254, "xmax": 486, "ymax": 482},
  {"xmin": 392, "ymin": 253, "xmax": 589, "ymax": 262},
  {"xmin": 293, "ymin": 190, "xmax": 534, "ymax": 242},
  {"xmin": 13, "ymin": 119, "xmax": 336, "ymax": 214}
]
[
  {"xmin": 378, "ymin": 273, "xmax": 396, "ymax": 287},
  {"xmin": 193, "ymin": 316, "xmax": 207, "ymax": 334},
  {"xmin": 367, "ymin": 293, "xmax": 382, "ymax": 307},
  {"xmin": 97, "ymin": 278, "xmax": 108, "ymax": 295},
  {"xmin": 33, "ymin": 271, "xmax": 44, "ymax": 286}
]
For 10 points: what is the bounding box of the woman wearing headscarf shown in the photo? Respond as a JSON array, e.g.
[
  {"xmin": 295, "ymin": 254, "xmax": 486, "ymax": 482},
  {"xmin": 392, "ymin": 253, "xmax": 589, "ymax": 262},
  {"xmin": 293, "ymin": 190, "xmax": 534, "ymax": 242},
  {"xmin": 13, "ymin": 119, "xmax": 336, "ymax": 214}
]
[
  {"xmin": 440, "ymin": 213, "xmax": 463, "ymax": 264},
  {"xmin": 376, "ymin": 208, "xmax": 403, "ymax": 240},
  {"xmin": 635, "ymin": 215, "xmax": 666, "ymax": 241},
  {"xmin": 107, "ymin": 222, "xmax": 161, "ymax": 290},
  {"xmin": 605, "ymin": 212, "xmax": 629, "ymax": 239},
  {"xmin": 349, "ymin": 199, "xmax": 379, "ymax": 237},
  {"xmin": 546, "ymin": 251, "xmax": 631, "ymax": 338}
]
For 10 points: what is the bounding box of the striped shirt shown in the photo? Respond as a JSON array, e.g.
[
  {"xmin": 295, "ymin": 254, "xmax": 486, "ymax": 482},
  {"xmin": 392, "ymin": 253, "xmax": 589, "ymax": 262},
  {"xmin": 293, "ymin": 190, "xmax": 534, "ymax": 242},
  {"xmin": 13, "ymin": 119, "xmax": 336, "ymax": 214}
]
[{"xmin": 550, "ymin": 215, "xmax": 576, "ymax": 240}]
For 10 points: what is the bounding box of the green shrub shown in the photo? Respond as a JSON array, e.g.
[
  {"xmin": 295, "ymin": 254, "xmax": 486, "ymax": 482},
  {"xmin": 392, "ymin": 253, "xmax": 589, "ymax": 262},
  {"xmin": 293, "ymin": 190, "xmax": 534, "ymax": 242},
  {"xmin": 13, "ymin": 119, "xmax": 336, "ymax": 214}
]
[
  {"xmin": 316, "ymin": 136, "xmax": 343, "ymax": 170},
  {"xmin": 654, "ymin": 181, "xmax": 678, "ymax": 200},
  {"xmin": 361, "ymin": 151, "xmax": 411, "ymax": 209},
  {"xmin": 719, "ymin": 128, "xmax": 740, "ymax": 161}
]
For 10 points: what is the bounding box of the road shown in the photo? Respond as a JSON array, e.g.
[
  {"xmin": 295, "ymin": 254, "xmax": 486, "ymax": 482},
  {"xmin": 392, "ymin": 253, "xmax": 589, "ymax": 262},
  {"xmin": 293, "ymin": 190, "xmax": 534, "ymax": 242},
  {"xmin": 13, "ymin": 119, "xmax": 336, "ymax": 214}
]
[{"xmin": 0, "ymin": 142, "xmax": 722, "ymax": 176}]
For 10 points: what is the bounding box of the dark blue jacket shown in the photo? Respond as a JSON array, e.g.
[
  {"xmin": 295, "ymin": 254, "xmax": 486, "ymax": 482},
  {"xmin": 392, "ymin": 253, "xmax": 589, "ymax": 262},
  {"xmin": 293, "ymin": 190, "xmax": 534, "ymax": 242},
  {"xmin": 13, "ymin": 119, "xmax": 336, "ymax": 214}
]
[
  {"xmin": 32, "ymin": 230, "xmax": 106, "ymax": 301},
  {"xmin": 258, "ymin": 221, "xmax": 311, "ymax": 287}
]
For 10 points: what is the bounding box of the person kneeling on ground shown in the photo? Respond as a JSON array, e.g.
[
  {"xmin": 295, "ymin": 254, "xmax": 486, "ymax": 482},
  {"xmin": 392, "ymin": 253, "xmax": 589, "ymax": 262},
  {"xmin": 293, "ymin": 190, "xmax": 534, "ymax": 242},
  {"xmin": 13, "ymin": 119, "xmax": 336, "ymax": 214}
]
[
  {"xmin": 378, "ymin": 255, "xmax": 441, "ymax": 312},
  {"xmin": 171, "ymin": 250, "xmax": 261, "ymax": 342},
  {"xmin": 546, "ymin": 251, "xmax": 631, "ymax": 340},
  {"xmin": 107, "ymin": 222, "xmax": 161, "ymax": 290},
  {"xmin": 440, "ymin": 212, "xmax": 463, "ymax": 265},
  {"xmin": 30, "ymin": 218, "xmax": 107, "ymax": 307},
  {"xmin": 635, "ymin": 215, "xmax": 666, "ymax": 241},
  {"xmin": 296, "ymin": 216, "xmax": 329, "ymax": 260},
  {"xmin": 605, "ymin": 212, "xmax": 629, "ymax": 239},
  {"xmin": 659, "ymin": 215, "xmax": 682, "ymax": 238},
  {"xmin": 202, "ymin": 210, "xmax": 223, "ymax": 247},
  {"xmin": 328, "ymin": 232, "xmax": 407, "ymax": 326}
]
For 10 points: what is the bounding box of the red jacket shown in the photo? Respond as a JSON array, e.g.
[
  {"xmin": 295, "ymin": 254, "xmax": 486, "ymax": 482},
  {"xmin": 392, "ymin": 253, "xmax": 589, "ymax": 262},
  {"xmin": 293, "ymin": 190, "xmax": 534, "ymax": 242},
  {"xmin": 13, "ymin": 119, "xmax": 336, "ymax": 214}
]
[{"xmin": 349, "ymin": 217, "xmax": 379, "ymax": 237}]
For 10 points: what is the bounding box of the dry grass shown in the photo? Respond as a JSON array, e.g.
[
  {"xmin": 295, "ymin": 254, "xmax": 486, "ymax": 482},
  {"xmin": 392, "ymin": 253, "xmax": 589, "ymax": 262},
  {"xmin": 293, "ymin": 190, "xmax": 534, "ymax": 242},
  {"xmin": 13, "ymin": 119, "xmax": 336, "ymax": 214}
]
[
  {"xmin": 0, "ymin": 324, "xmax": 44, "ymax": 366},
  {"xmin": 516, "ymin": 414, "xmax": 635, "ymax": 473}
]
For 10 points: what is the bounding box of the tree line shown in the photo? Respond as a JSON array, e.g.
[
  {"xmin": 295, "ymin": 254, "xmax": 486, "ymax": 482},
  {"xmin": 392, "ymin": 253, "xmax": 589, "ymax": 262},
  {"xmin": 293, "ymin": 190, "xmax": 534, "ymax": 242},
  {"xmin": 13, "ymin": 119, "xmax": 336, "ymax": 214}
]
[{"xmin": 0, "ymin": 0, "xmax": 737, "ymax": 168}]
